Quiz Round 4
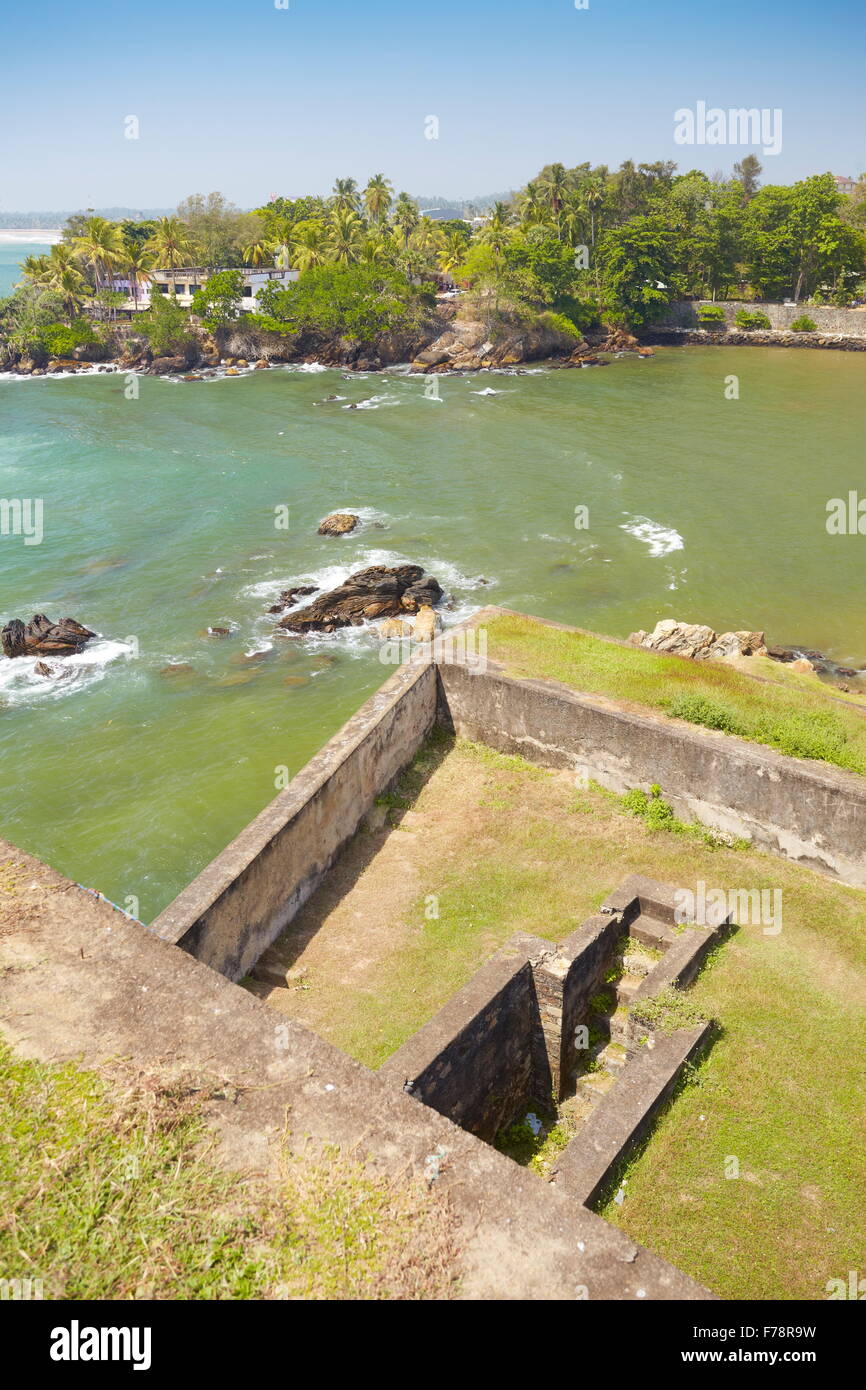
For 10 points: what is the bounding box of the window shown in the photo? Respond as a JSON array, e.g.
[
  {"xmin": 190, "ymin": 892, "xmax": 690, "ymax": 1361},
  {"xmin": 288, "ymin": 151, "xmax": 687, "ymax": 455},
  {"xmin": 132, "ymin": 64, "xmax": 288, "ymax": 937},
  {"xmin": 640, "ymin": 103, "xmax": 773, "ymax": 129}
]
[
  {"xmin": 156, "ymin": 283, "xmax": 169, "ymax": 293},
  {"xmin": 174, "ymin": 284, "xmax": 186, "ymax": 296},
  {"xmin": 243, "ymin": 286, "xmax": 253, "ymax": 297}
]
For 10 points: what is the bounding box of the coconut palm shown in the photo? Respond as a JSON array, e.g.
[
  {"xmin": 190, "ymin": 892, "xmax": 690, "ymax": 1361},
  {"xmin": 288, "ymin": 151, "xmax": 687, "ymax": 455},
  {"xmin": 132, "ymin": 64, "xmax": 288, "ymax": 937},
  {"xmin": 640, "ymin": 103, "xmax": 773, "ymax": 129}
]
[
  {"xmin": 480, "ymin": 202, "xmax": 512, "ymax": 255},
  {"xmin": 71, "ymin": 216, "xmax": 126, "ymax": 293},
  {"xmin": 326, "ymin": 208, "xmax": 366, "ymax": 265},
  {"xmin": 438, "ymin": 231, "xmax": 468, "ymax": 275},
  {"xmin": 242, "ymin": 239, "xmax": 275, "ymax": 267},
  {"xmin": 518, "ymin": 180, "xmax": 546, "ymax": 228},
  {"xmin": 119, "ymin": 242, "xmax": 155, "ymax": 311},
  {"xmin": 392, "ymin": 192, "xmax": 419, "ymax": 248},
  {"xmin": 331, "ymin": 177, "xmax": 360, "ymax": 215},
  {"xmin": 542, "ymin": 163, "xmax": 570, "ymax": 239},
  {"xmin": 145, "ymin": 217, "xmax": 196, "ymax": 272},
  {"xmin": 287, "ymin": 220, "xmax": 329, "ymax": 272},
  {"xmin": 363, "ymin": 173, "xmax": 393, "ymax": 226}
]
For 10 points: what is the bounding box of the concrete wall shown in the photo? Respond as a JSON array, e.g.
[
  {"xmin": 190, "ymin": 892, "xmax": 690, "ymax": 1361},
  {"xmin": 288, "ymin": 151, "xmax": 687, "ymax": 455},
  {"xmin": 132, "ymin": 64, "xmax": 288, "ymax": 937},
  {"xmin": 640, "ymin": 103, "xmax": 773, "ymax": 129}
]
[
  {"xmin": 656, "ymin": 299, "xmax": 866, "ymax": 336},
  {"xmin": 151, "ymin": 657, "xmax": 437, "ymax": 981},
  {"xmin": 439, "ymin": 656, "xmax": 866, "ymax": 888},
  {"xmin": 380, "ymin": 935, "xmax": 550, "ymax": 1142},
  {"xmin": 535, "ymin": 914, "xmax": 625, "ymax": 1099}
]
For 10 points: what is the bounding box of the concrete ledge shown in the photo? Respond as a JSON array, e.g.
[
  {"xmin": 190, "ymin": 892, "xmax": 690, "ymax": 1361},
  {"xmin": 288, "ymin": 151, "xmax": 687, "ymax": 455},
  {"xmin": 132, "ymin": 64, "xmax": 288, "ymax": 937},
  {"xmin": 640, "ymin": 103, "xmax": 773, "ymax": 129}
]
[
  {"xmin": 438, "ymin": 652, "xmax": 866, "ymax": 887},
  {"xmin": 150, "ymin": 658, "xmax": 437, "ymax": 981},
  {"xmin": 0, "ymin": 841, "xmax": 712, "ymax": 1300},
  {"xmin": 553, "ymin": 1023, "xmax": 713, "ymax": 1207}
]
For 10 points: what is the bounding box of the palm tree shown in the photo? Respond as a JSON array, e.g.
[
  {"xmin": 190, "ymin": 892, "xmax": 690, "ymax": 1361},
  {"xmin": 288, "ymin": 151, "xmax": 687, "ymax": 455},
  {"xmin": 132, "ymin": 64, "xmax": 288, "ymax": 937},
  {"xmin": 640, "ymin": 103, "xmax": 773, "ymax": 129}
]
[
  {"xmin": 542, "ymin": 163, "xmax": 570, "ymax": 239},
  {"xmin": 119, "ymin": 242, "xmax": 155, "ymax": 312},
  {"xmin": 287, "ymin": 220, "xmax": 329, "ymax": 272},
  {"xmin": 242, "ymin": 239, "xmax": 275, "ymax": 267},
  {"xmin": 392, "ymin": 193, "xmax": 419, "ymax": 248},
  {"xmin": 582, "ymin": 173, "xmax": 607, "ymax": 248},
  {"xmin": 19, "ymin": 254, "xmax": 52, "ymax": 288},
  {"xmin": 363, "ymin": 173, "xmax": 393, "ymax": 226},
  {"xmin": 438, "ymin": 231, "xmax": 468, "ymax": 275},
  {"xmin": 326, "ymin": 208, "xmax": 366, "ymax": 265},
  {"xmin": 71, "ymin": 216, "xmax": 126, "ymax": 294},
  {"xmin": 331, "ymin": 178, "xmax": 360, "ymax": 215},
  {"xmin": 358, "ymin": 232, "xmax": 392, "ymax": 266},
  {"xmin": 481, "ymin": 201, "xmax": 512, "ymax": 255},
  {"xmin": 518, "ymin": 180, "xmax": 546, "ymax": 228},
  {"xmin": 145, "ymin": 217, "xmax": 196, "ymax": 273}
]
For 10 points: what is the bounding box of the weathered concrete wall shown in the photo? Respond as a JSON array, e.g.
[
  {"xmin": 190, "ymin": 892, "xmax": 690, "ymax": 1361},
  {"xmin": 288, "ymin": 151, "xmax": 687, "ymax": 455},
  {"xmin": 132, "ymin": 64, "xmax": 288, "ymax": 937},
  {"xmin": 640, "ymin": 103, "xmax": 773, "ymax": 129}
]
[
  {"xmin": 553, "ymin": 1023, "xmax": 713, "ymax": 1208},
  {"xmin": 534, "ymin": 914, "xmax": 626, "ymax": 1099},
  {"xmin": 438, "ymin": 655, "xmax": 866, "ymax": 887},
  {"xmin": 0, "ymin": 839, "xmax": 711, "ymax": 1300},
  {"xmin": 380, "ymin": 934, "xmax": 550, "ymax": 1141},
  {"xmin": 151, "ymin": 658, "xmax": 437, "ymax": 981},
  {"xmin": 656, "ymin": 299, "xmax": 866, "ymax": 336}
]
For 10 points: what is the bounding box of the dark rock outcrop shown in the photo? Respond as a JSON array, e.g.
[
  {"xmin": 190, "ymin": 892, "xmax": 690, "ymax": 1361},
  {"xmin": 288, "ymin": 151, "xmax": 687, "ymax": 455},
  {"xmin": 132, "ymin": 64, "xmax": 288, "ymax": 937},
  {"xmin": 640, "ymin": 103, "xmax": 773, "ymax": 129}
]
[
  {"xmin": 267, "ymin": 584, "xmax": 319, "ymax": 614},
  {"xmin": 2, "ymin": 614, "xmax": 96, "ymax": 659},
  {"xmin": 277, "ymin": 565, "xmax": 443, "ymax": 633}
]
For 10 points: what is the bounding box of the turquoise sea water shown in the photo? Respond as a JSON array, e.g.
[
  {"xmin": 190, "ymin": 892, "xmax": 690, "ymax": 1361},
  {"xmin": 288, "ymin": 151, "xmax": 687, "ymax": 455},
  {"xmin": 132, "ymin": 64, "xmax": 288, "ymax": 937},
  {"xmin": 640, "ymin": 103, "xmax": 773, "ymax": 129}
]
[
  {"xmin": 1, "ymin": 348, "xmax": 865, "ymax": 917},
  {"xmin": 0, "ymin": 239, "xmax": 56, "ymax": 297}
]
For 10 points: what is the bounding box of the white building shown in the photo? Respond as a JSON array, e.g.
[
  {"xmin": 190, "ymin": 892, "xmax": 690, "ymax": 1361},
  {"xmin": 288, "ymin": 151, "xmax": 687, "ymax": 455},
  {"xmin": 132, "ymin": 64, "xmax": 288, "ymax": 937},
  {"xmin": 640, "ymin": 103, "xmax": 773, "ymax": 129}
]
[{"xmin": 112, "ymin": 265, "xmax": 299, "ymax": 318}]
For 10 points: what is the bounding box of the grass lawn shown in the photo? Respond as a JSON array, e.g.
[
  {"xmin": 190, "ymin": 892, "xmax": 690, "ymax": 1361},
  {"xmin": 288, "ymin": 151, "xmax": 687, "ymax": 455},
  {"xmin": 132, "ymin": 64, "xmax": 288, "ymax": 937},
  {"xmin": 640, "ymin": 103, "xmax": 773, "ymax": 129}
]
[
  {"xmin": 484, "ymin": 611, "xmax": 866, "ymax": 775},
  {"xmin": 0, "ymin": 1042, "xmax": 456, "ymax": 1300},
  {"xmin": 251, "ymin": 732, "xmax": 866, "ymax": 1300}
]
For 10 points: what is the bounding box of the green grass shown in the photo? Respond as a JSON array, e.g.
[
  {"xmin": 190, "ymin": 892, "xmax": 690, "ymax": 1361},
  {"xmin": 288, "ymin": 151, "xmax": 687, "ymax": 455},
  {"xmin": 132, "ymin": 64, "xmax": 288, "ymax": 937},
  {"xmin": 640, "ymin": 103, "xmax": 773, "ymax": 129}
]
[
  {"xmin": 486, "ymin": 613, "xmax": 866, "ymax": 776},
  {"xmin": 0, "ymin": 1042, "xmax": 457, "ymax": 1300}
]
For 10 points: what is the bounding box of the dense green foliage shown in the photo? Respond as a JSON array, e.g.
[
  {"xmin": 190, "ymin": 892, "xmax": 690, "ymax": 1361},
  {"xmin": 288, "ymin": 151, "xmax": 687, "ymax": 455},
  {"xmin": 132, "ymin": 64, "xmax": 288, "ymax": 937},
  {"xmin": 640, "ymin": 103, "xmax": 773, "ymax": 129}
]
[
  {"xmin": 734, "ymin": 308, "xmax": 772, "ymax": 330},
  {"xmin": 790, "ymin": 313, "xmax": 817, "ymax": 332},
  {"xmin": 137, "ymin": 291, "xmax": 197, "ymax": 356},
  {"xmin": 1, "ymin": 163, "xmax": 864, "ymax": 360},
  {"xmin": 256, "ymin": 263, "xmax": 433, "ymax": 343}
]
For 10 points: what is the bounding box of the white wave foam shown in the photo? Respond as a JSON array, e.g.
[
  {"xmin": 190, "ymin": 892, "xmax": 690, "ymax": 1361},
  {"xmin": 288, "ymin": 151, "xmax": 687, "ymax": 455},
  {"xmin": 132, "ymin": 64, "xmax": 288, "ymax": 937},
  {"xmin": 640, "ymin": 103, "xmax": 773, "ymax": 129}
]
[
  {"xmin": 0, "ymin": 637, "xmax": 136, "ymax": 705},
  {"xmin": 620, "ymin": 515, "xmax": 684, "ymax": 558}
]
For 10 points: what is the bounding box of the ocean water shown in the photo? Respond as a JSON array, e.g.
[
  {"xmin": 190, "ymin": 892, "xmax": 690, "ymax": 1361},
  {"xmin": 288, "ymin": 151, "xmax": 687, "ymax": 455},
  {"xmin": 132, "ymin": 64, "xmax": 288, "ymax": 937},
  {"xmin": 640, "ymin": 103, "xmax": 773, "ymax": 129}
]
[
  {"xmin": 1, "ymin": 348, "xmax": 864, "ymax": 917},
  {"xmin": 0, "ymin": 235, "xmax": 61, "ymax": 297}
]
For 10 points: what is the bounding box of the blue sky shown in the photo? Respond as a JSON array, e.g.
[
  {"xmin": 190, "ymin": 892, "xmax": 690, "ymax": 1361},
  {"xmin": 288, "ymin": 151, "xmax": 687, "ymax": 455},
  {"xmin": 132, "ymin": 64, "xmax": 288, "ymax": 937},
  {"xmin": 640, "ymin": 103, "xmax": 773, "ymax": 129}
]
[{"xmin": 3, "ymin": 0, "xmax": 865, "ymax": 210}]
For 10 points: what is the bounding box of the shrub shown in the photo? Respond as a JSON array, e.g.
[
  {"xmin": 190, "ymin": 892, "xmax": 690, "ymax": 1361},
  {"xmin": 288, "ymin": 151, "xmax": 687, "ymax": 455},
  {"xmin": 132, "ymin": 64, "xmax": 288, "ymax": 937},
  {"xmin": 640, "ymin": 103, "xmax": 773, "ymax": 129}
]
[
  {"xmin": 790, "ymin": 314, "xmax": 817, "ymax": 332},
  {"xmin": 138, "ymin": 292, "xmax": 197, "ymax": 357},
  {"xmin": 734, "ymin": 308, "xmax": 772, "ymax": 330},
  {"xmin": 696, "ymin": 303, "xmax": 726, "ymax": 324},
  {"xmin": 664, "ymin": 693, "xmax": 745, "ymax": 736},
  {"xmin": 38, "ymin": 320, "xmax": 100, "ymax": 357},
  {"xmin": 537, "ymin": 309, "xmax": 582, "ymax": 340},
  {"xmin": 256, "ymin": 264, "xmax": 433, "ymax": 344}
]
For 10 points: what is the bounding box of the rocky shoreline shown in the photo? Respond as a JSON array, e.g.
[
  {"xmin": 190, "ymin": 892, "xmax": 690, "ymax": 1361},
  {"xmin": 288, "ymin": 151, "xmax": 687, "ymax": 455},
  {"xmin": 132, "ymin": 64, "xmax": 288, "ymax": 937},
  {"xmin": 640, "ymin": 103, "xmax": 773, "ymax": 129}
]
[{"xmin": 642, "ymin": 326, "xmax": 866, "ymax": 352}]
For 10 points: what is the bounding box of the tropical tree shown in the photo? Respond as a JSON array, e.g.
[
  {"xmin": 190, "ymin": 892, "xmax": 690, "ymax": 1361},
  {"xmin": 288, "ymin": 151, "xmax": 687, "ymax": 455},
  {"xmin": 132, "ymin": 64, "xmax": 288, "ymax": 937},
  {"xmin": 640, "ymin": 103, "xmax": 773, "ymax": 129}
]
[
  {"xmin": 119, "ymin": 242, "xmax": 155, "ymax": 312},
  {"xmin": 439, "ymin": 231, "xmax": 470, "ymax": 275},
  {"xmin": 242, "ymin": 239, "xmax": 275, "ymax": 267},
  {"xmin": 518, "ymin": 180, "xmax": 546, "ymax": 228},
  {"xmin": 71, "ymin": 216, "xmax": 125, "ymax": 295},
  {"xmin": 286, "ymin": 220, "xmax": 330, "ymax": 272},
  {"xmin": 145, "ymin": 217, "xmax": 196, "ymax": 273},
  {"xmin": 392, "ymin": 193, "xmax": 420, "ymax": 248},
  {"xmin": 331, "ymin": 178, "xmax": 360, "ymax": 215},
  {"xmin": 542, "ymin": 163, "xmax": 570, "ymax": 239},
  {"xmin": 326, "ymin": 208, "xmax": 366, "ymax": 265},
  {"xmin": 363, "ymin": 174, "xmax": 393, "ymax": 226}
]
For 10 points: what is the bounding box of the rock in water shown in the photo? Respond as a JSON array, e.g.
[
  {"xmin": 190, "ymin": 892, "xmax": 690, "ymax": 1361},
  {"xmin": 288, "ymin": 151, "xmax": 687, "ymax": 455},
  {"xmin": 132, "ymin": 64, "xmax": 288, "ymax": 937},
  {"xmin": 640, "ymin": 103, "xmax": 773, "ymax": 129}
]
[
  {"xmin": 318, "ymin": 512, "xmax": 359, "ymax": 536},
  {"xmin": 277, "ymin": 565, "xmax": 443, "ymax": 633},
  {"xmin": 2, "ymin": 614, "xmax": 95, "ymax": 659}
]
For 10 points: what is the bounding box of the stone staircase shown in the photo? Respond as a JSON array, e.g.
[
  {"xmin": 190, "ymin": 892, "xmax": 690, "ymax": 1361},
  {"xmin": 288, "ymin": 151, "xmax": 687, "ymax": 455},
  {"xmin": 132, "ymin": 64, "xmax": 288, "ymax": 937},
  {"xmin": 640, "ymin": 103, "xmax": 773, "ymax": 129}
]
[{"xmin": 575, "ymin": 936, "xmax": 661, "ymax": 1106}]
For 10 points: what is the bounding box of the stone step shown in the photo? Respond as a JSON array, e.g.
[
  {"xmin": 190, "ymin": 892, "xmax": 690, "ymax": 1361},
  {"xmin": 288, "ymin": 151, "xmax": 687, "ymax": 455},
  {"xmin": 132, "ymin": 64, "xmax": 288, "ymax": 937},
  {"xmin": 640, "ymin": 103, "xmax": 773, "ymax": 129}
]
[
  {"xmin": 630, "ymin": 912, "xmax": 678, "ymax": 949},
  {"xmin": 615, "ymin": 972, "xmax": 644, "ymax": 1005},
  {"xmin": 597, "ymin": 1041, "xmax": 629, "ymax": 1075},
  {"xmin": 607, "ymin": 1006, "xmax": 632, "ymax": 1044},
  {"xmin": 621, "ymin": 947, "xmax": 660, "ymax": 978},
  {"xmin": 576, "ymin": 1070, "xmax": 618, "ymax": 1104}
]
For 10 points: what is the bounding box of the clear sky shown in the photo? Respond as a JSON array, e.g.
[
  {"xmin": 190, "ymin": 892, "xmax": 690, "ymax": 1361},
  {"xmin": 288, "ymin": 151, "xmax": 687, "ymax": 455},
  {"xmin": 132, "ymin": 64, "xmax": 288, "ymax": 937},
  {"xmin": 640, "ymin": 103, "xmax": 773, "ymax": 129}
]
[{"xmin": 3, "ymin": 0, "xmax": 865, "ymax": 211}]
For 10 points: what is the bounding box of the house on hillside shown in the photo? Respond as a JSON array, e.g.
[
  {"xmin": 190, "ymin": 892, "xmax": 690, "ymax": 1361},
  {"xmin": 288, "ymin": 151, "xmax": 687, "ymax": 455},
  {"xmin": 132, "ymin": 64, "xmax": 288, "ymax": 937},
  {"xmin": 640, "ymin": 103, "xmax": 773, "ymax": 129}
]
[{"xmin": 111, "ymin": 265, "xmax": 299, "ymax": 318}]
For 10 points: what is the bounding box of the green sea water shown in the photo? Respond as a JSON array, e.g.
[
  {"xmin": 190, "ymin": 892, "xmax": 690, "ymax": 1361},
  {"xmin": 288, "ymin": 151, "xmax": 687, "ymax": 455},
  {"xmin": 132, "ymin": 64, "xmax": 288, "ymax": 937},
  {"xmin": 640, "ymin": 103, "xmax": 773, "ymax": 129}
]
[{"xmin": 1, "ymin": 347, "xmax": 864, "ymax": 918}]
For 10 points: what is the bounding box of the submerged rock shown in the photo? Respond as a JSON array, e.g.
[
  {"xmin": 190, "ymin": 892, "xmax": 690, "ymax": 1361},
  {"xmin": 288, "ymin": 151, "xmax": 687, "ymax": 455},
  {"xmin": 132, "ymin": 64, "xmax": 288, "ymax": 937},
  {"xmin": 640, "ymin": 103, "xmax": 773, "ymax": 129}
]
[
  {"xmin": 277, "ymin": 564, "xmax": 443, "ymax": 634},
  {"xmin": 267, "ymin": 584, "xmax": 319, "ymax": 614},
  {"xmin": 2, "ymin": 614, "xmax": 96, "ymax": 660},
  {"xmin": 318, "ymin": 512, "xmax": 359, "ymax": 536}
]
